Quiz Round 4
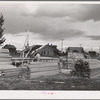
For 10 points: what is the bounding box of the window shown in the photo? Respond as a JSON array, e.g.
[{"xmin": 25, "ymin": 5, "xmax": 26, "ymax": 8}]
[
  {"xmin": 47, "ymin": 51, "xmax": 49, "ymax": 55},
  {"xmin": 73, "ymin": 50, "xmax": 79, "ymax": 53},
  {"xmin": 44, "ymin": 51, "xmax": 46, "ymax": 55},
  {"xmin": 41, "ymin": 51, "xmax": 43, "ymax": 55}
]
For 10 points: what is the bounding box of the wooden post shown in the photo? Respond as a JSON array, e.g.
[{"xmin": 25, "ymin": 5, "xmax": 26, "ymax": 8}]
[{"xmin": 15, "ymin": 59, "xmax": 16, "ymax": 67}]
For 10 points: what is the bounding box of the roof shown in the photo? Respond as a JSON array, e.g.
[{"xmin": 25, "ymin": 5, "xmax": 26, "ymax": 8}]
[
  {"xmin": 48, "ymin": 45, "xmax": 60, "ymax": 54},
  {"xmin": 23, "ymin": 45, "xmax": 42, "ymax": 53},
  {"xmin": 23, "ymin": 44, "xmax": 60, "ymax": 55},
  {"xmin": 3, "ymin": 44, "xmax": 16, "ymax": 49},
  {"xmin": 36, "ymin": 44, "xmax": 60, "ymax": 55},
  {"xmin": 67, "ymin": 47, "xmax": 84, "ymax": 53}
]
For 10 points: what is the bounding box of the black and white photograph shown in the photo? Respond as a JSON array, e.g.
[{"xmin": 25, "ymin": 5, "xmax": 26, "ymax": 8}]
[{"xmin": 0, "ymin": 1, "xmax": 100, "ymax": 93}]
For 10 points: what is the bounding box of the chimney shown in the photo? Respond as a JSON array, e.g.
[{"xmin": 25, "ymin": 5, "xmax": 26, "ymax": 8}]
[{"xmin": 47, "ymin": 43, "xmax": 49, "ymax": 45}]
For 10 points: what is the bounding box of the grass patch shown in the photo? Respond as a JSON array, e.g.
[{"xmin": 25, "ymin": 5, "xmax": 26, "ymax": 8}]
[{"xmin": 0, "ymin": 74, "xmax": 100, "ymax": 90}]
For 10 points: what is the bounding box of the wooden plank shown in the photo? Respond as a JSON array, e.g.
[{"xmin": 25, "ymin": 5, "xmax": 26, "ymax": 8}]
[
  {"xmin": 0, "ymin": 49, "xmax": 9, "ymax": 53},
  {"xmin": 3, "ymin": 72, "xmax": 21, "ymax": 77},
  {"xmin": 30, "ymin": 70, "xmax": 59, "ymax": 79},
  {"xmin": 0, "ymin": 62, "xmax": 12, "ymax": 65},
  {"xmin": 12, "ymin": 58, "xmax": 32, "ymax": 60},
  {"xmin": 29, "ymin": 62, "xmax": 58, "ymax": 67},
  {"xmin": 30, "ymin": 67, "xmax": 58, "ymax": 73},
  {"xmin": 3, "ymin": 68, "xmax": 23, "ymax": 73},
  {"xmin": 2, "ymin": 73, "xmax": 20, "ymax": 78},
  {"xmin": 0, "ymin": 58, "xmax": 11, "ymax": 62},
  {"xmin": 0, "ymin": 65, "xmax": 16, "ymax": 70}
]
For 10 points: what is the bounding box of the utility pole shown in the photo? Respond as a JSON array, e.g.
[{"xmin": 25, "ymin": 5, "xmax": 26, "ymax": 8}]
[
  {"xmin": 99, "ymin": 46, "xmax": 100, "ymax": 54},
  {"xmin": 79, "ymin": 44, "xmax": 82, "ymax": 47},
  {"xmin": 91, "ymin": 47, "xmax": 93, "ymax": 51},
  {"xmin": 92, "ymin": 20, "xmax": 94, "ymax": 34},
  {"xmin": 23, "ymin": 30, "xmax": 30, "ymax": 50},
  {"xmin": 27, "ymin": 30, "xmax": 30, "ymax": 47},
  {"xmin": 60, "ymin": 39, "xmax": 64, "ymax": 52}
]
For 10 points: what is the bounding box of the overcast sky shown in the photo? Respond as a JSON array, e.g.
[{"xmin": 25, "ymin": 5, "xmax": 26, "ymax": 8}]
[{"xmin": 1, "ymin": 2, "xmax": 100, "ymax": 51}]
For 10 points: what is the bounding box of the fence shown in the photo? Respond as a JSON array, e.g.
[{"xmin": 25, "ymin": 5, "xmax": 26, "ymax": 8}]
[
  {"xmin": 39, "ymin": 57, "xmax": 59, "ymax": 62},
  {"xmin": 12, "ymin": 57, "xmax": 59, "ymax": 66}
]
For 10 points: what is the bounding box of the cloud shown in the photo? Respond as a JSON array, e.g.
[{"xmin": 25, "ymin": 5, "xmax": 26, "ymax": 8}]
[
  {"xmin": 28, "ymin": 17, "xmax": 85, "ymax": 40},
  {"xmin": 5, "ymin": 19, "xmax": 84, "ymax": 40},
  {"xmin": 4, "ymin": 32, "xmax": 47, "ymax": 50},
  {"xmin": 77, "ymin": 5, "xmax": 100, "ymax": 21},
  {"xmin": 4, "ymin": 12, "xmax": 85, "ymax": 41},
  {"xmin": 0, "ymin": 3, "xmax": 99, "ymax": 43},
  {"xmin": 17, "ymin": 3, "xmax": 39, "ymax": 16},
  {"xmin": 1, "ymin": 3, "xmax": 100, "ymax": 25},
  {"xmin": 1, "ymin": 2, "xmax": 100, "ymax": 50},
  {"xmin": 37, "ymin": 29, "xmax": 84, "ymax": 41},
  {"xmin": 20, "ymin": 4, "xmax": 100, "ymax": 21},
  {"xmin": 21, "ymin": 4, "xmax": 85, "ymax": 21},
  {"xmin": 86, "ymin": 35, "xmax": 100, "ymax": 40}
]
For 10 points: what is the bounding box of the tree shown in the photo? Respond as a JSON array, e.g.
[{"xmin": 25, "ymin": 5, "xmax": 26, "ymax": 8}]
[{"xmin": 0, "ymin": 13, "xmax": 6, "ymax": 45}]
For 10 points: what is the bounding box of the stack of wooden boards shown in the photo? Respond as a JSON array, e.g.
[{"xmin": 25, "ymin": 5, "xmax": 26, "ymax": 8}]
[
  {"xmin": 67, "ymin": 52, "xmax": 85, "ymax": 69},
  {"xmin": 0, "ymin": 49, "xmax": 14, "ymax": 69},
  {"xmin": 0, "ymin": 49, "xmax": 12, "ymax": 63},
  {"xmin": 0, "ymin": 49, "xmax": 59, "ymax": 79},
  {"xmin": 29, "ymin": 62, "xmax": 59, "ymax": 79},
  {"xmin": 0, "ymin": 49, "xmax": 26, "ymax": 78}
]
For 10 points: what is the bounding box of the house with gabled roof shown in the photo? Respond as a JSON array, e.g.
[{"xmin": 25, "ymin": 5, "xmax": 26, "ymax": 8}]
[
  {"xmin": 23, "ymin": 43, "xmax": 61, "ymax": 57},
  {"xmin": 67, "ymin": 47, "xmax": 84, "ymax": 53},
  {"xmin": 2, "ymin": 44, "xmax": 17, "ymax": 55}
]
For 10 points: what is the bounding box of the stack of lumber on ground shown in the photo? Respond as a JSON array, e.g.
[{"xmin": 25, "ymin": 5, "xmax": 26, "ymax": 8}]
[
  {"xmin": 0, "ymin": 66, "xmax": 23, "ymax": 78},
  {"xmin": 0, "ymin": 49, "xmax": 12, "ymax": 63},
  {"xmin": 29, "ymin": 62, "xmax": 59, "ymax": 79},
  {"xmin": 67, "ymin": 52, "xmax": 85, "ymax": 69},
  {"xmin": 0, "ymin": 49, "xmax": 24, "ymax": 78}
]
